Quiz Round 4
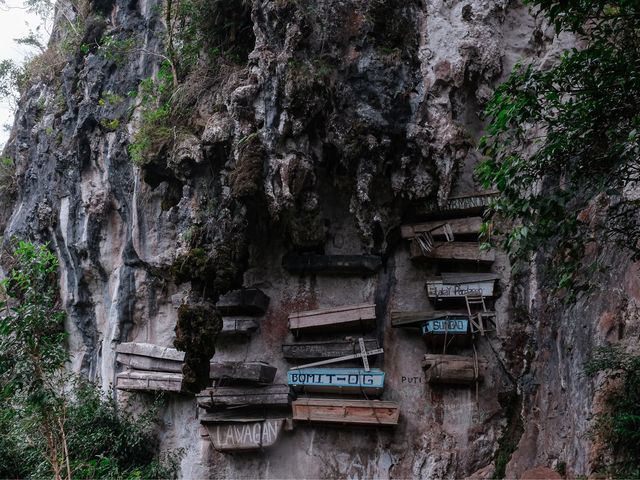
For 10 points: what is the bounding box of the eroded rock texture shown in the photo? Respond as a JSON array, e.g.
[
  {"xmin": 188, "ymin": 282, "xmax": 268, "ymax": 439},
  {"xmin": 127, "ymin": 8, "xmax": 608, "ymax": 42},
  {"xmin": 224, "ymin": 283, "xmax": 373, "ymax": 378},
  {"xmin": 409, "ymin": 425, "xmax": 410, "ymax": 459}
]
[{"xmin": 1, "ymin": 0, "xmax": 625, "ymax": 478}]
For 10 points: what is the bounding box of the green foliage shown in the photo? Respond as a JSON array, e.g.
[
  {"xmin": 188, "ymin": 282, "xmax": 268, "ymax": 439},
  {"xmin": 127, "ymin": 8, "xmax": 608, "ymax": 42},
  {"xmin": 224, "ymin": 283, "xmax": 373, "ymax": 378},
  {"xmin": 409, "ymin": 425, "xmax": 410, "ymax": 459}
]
[
  {"xmin": 0, "ymin": 157, "xmax": 17, "ymax": 198},
  {"xmin": 0, "ymin": 241, "xmax": 181, "ymax": 479},
  {"xmin": 586, "ymin": 346, "xmax": 640, "ymax": 477},
  {"xmin": 476, "ymin": 0, "xmax": 640, "ymax": 289},
  {"xmin": 97, "ymin": 34, "xmax": 135, "ymax": 66},
  {"xmin": 169, "ymin": 0, "xmax": 254, "ymax": 76},
  {"xmin": 129, "ymin": 62, "xmax": 176, "ymax": 165}
]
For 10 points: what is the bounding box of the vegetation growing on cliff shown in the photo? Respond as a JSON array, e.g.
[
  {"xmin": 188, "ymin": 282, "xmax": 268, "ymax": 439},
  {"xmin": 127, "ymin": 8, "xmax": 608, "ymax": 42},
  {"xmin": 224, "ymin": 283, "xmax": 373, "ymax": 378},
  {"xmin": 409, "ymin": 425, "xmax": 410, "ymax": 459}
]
[
  {"xmin": 477, "ymin": 0, "xmax": 640, "ymax": 291},
  {"xmin": 586, "ymin": 346, "xmax": 640, "ymax": 477},
  {"xmin": 0, "ymin": 242, "xmax": 180, "ymax": 479}
]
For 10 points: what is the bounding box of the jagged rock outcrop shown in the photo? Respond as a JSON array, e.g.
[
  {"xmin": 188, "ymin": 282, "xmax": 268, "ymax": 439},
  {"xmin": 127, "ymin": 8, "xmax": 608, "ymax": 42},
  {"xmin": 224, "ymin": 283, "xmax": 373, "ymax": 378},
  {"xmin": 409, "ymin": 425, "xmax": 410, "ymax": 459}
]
[{"xmin": 1, "ymin": 0, "xmax": 624, "ymax": 478}]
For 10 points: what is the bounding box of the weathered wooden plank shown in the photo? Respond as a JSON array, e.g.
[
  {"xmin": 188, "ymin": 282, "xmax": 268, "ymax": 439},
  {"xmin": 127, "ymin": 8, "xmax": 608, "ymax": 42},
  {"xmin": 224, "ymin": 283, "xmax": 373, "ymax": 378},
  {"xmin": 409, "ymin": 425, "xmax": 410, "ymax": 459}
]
[
  {"xmin": 292, "ymin": 399, "xmax": 399, "ymax": 426},
  {"xmin": 410, "ymin": 241, "xmax": 496, "ymax": 262},
  {"xmin": 415, "ymin": 191, "xmax": 499, "ymax": 217},
  {"xmin": 425, "ymin": 276, "xmax": 497, "ymax": 299},
  {"xmin": 116, "ymin": 353, "xmax": 183, "ymax": 373},
  {"xmin": 210, "ymin": 362, "xmax": 277, "ymax": 385},
  {"xmin": 282, "ymin": 254, "xmax": 382, "ymax": 276},
  {"xmin": 282, "ymin": 339, "xmax": 380, "ymax": 362},
  {"xmin": 116, "ymin": 370, "xmax": 184, "ymax": 393},
  {"xmin": 219, "ymin": 317, "xmax": 259, "ymax": 336},
  {"xmin": 288, "ymin": 303, "xmax": 376, "ymax": 333},
  {"xmin": 287, "ymin": 368, "xmax": 384, "ymax": 395},
  {"xmin": 401, "ymin": 217, "xmax": 483, "ymax": 239},
  {"xmin": 216, "ymin": 288, "xmax": 270, "ymax": 315},
  {"xmin": 115, "ymin": 342, "xmax": 184, "ymax": 362},
  {"xmin": 422, "ymin": 354, "xmax": 487, "ymax": 385},
  {"xmin": 197, "ymin": 385, "xmax": 291, "ymax": 410},
  {"xmin": 203, "ymin": 419, "xmax": 285, "ymax": 452},
  {"xmin": 440, "ymin": 272, "xmax": 500, "ymax": 283}
]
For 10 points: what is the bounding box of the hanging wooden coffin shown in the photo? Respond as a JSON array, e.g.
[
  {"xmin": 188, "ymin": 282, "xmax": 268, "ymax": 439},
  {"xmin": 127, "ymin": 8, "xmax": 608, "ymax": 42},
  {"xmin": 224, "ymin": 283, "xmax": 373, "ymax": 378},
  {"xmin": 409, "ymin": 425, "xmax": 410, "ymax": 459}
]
[
  {"xmin": 410, "ymin": 241, "xmax": 496, "ymax": 262},
  {"xmin": 203, "ymin": 418, "xmax": 286, "ymax": 452},
  {"xmin": 282, "ymin": 254, "xmax": 382, "ymax": 276},
  {"xmin": 115, "ymin": 343, "xmax": 184, "ymax": 373},
  {"xmin": 401, "ymin": 217, "xmax": 483, "ymax": 239},
  {"xmin": 426, "ymin": 273, "xmax": 499, "ymax": 300},
  {"xmin": 216, "ymin": 288, "xmax": 270, "ymax": 316},
  {"xmin": 197, "ymin": 385, "xmax": 292, "ymax": 410},
  {"xmin": 287, "ymin": 368, "xmax": 384, "ymax": 395},
  {"xmin": 282, "ymin": 339, "xmax": 380, "ymax": 362},
  {"xmin": 210, "ymin": 362, "xmax": 277, "ymax": 385},
  {"xmin": 415, "ymin": 191, "xmax": 498, "ymax": 217},
  {"xmin": 288, "ymin": 303, "xmax": 376, "ymax": 333},
  {"xmin": 219, "ymin": 317, "xmax": 259, "ymax": 337},
  {"xmin": 422, "ymin": 354, "xmax": 487, "ymax": 385},
  {"xmin": 116, "ymin": 370, "xmax": 184, "ymax": 393},
  {"xmin": 292, "ymin": 398, "xmax": 399, "ymax": 426}
]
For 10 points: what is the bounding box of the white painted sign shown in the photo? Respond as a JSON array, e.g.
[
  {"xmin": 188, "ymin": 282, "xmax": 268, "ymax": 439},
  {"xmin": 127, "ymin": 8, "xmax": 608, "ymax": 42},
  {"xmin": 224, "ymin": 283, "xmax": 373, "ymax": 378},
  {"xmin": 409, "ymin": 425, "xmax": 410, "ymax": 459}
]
[{"xmin": 206, "ymin": 419, "xmax": 284, "ymax": 452}]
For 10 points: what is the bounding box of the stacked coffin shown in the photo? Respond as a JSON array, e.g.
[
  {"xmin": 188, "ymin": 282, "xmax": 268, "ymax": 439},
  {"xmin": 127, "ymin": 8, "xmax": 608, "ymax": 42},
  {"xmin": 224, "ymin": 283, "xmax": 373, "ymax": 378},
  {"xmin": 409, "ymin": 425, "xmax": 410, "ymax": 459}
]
[
  {"xmin": 216, "ymin": 288, "xmax": 269, "ymax": 338},
  {"xmin": 398, "ymin": 191, "xmax": 500, "ymax": 386},
  {"xmin": 115, "ymin": 342, "xmax": 185, "ymax": 393},
  {"xmin": 198, "ymin": 361, "xmax": 291, "ymax": 452},
  {"xmin": 284, "ymin": 303, "xmax": 399, "ymax": 427}
]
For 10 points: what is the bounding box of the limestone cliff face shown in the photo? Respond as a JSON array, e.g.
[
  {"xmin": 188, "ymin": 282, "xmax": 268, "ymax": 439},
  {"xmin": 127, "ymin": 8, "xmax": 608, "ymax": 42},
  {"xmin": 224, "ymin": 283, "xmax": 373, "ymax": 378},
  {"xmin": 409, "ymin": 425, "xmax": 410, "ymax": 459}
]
[{"xmin": 1, "ymin": 0, "xmax": 621, "ymax": 478}]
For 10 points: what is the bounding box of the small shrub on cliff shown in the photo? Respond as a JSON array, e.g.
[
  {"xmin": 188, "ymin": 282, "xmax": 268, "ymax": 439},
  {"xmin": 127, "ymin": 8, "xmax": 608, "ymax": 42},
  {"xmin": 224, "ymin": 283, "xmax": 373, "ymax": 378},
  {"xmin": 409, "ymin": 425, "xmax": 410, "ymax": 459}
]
[{"xmin": 586, "ymin": 346, "xmax": 640, "ymax": 477}]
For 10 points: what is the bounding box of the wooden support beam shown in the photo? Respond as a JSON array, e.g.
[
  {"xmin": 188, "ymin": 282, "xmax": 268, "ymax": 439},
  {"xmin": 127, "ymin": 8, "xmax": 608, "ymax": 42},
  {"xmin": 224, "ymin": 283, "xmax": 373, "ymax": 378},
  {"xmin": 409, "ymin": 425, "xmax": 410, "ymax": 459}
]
[
  {"xmin": 282, "ymin": 254, "xmax": 382, "ymax": 276},
  {"xmin": 401, "ymin": 217, "xmax": 483, "ymax": 239},
  {"xmin": 410, "ymin": 241, "xmax": 496, "ymax": 262},
  {"xmin": 288, "ymin": 303, "xmax": 376, "ymax": 333},
  {"xmin": 292, "ymin": 398, "xmax": 399, "ymax": 426},
  {"xmin": 210, "ymin": 362, "xmax": 277, "ymax": 385},
  {"xmin": 216, "ymin": 288, "xmax": 270, "ymax": 315}
]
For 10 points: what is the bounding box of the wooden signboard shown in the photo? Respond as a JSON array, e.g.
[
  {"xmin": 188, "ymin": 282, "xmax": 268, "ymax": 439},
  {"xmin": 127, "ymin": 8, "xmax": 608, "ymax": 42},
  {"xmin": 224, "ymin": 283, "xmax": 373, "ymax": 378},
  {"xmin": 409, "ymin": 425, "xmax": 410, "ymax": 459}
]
[
  {"xmin": 116, "ymin": 370, "xmax": 184, "ymax": 393},
  {"xmin": 197, "ymin": 385, "xmax": 291, "ymax": 410},
  {"xmin": 287, "ymin": 368, "xmax": 384, "ymax": 395},
  {"xmin": 415, "ymin": 191, "xmax": 498, "ymax": 217},
  {"xmin": 401, "ymin": 217, "xmax": 483, "ymax": 239},
  {"xmin": 421, "ymin": 317, "xmax": 469, "ymax": 335},
  {"xmin": 217, "ymin": 288, "xmax": 270, "ymax": 316},
  {"xmin": 426, "ymin": 273, "xmax": 499, "ymax": 300},
  {"xmin": 422, "ymin": 354, "xmax": 487, "ymax": 385},
  {"xmin": 210, "ymin": 362, "xmax": 277, "ymax": 385},
  {"xmin": 203, "ymin": 419, "xmax": 285, "ymax": 452},
  {"xmin": 219, "ymin": 317, "xmax": 259, "ymax": 337},
  {"xmin": 292, "ymin": 398, "xmax": 399, "ymax": 426},
  {"xmin": 288, "ymin": 303, "xmax": 376, "ymax": 333},
  {"xmin": 282, "ymin": 254, "xmax": 382, "ymax": 276},
  {"xmin": 282, "ymin": 339, "xmax": 380, "ymax": 362},
  {"xmin": 410, "ymin": 241, "xmax": 495, "ymax": 262}
]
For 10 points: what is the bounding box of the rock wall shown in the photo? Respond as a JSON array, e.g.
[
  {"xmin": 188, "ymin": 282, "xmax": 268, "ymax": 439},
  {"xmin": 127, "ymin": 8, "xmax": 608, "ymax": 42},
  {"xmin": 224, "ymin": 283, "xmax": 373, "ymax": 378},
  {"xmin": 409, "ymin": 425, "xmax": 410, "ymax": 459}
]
[{"xmin": 2, "ymin": 0, "xmax": 626, "ymax": 478}]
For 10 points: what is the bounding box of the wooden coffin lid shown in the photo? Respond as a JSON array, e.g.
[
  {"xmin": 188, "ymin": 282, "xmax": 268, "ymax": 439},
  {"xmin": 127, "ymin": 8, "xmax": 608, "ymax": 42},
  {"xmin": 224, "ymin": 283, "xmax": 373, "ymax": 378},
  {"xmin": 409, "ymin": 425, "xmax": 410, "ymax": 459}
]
[{"xmin": 115, "ymin": 342, "xmax": 184, "ymax": 362}]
